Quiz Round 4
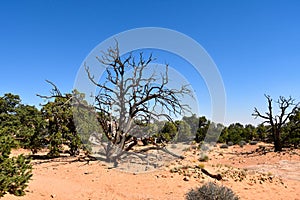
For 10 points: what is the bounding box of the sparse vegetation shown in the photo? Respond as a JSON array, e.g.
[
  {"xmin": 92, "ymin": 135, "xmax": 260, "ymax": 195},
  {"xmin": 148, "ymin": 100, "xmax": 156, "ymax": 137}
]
[
  {"xmin": 186, "ymin": 182, "xmax": 239, "ymax": 200},
  {"xmin": 198, "ymin": 163, "xmax": 205, "ymax": 169},
  {"xmin": 199, "ymin": 155, "xmax": 209, "ymax": 162}
]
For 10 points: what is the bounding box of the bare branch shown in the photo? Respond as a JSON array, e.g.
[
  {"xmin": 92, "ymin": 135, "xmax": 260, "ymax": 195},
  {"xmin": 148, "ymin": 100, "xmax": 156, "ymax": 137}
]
[
  {"xmin": 253, "ymin": 94, "xmax": 299, "ymax": 151},
  {"xmin": 85, "ymin": 42, "xmax": 192, "ymax": 160}
]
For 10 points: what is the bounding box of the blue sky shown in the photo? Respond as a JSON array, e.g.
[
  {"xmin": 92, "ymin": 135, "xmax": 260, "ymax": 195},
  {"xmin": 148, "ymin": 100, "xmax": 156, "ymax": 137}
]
[{"xmin": 0, "ymin": 0, "xmax": 299, "ymax": 125}]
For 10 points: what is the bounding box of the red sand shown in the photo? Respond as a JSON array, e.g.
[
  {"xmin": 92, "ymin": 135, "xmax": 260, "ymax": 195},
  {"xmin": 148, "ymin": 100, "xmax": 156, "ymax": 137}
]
[{"xmin": 4, "ymin": 143, "xmax": 300, "ymax": 200}]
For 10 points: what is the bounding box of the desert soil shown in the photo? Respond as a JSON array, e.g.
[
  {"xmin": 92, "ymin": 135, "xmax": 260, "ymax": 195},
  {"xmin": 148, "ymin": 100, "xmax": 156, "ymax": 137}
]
[{"xmin": 3, "ymin": 143, "xmax": 300, "ymax": 200}]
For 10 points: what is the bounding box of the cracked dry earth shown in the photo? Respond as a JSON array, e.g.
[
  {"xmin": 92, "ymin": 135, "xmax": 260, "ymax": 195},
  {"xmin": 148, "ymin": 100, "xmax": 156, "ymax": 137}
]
[{"xmin": 4, "ymin": 143, "xmax": 300, "ymax": 200}]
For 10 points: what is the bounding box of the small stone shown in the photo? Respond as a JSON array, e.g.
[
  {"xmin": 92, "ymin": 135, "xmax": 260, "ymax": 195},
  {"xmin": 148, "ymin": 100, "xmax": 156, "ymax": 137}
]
[
  {"xmin": 50, "ymin": 194, "xmax": 56, "ymax": 198},
  {"xmin": 183, "ymin": 176, "xmax": 190, "ymax": 181}
]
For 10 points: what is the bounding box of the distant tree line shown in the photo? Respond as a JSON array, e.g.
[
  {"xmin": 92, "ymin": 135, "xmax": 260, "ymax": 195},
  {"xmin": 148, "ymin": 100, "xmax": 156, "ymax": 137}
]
[
  {"xmin": 1, "ymin": 93, "xmax": 299, "ymax": 159},
  {"xmin": 182, "ymin": 111, "xmax": 299, "ymax": 149},
  {"xmin": 0, "ymin": 92, "xmax": 299, "ymax": 197}
]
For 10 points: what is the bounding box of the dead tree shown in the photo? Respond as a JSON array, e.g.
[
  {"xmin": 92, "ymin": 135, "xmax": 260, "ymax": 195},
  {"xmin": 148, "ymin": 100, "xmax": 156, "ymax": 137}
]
[
  {"xmin": 85, "ymin": 43, "xmax": 192, "ymax": 161},
  {"xmin": 253, "ymin": 95, "xmax": 299, "ymax": 152}
]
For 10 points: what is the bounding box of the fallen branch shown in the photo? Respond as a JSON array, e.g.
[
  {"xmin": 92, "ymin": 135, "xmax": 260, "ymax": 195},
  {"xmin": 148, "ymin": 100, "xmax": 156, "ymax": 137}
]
[{"xmin": 201, "ymin": 168, "xmax": 222, "ymax": 181}]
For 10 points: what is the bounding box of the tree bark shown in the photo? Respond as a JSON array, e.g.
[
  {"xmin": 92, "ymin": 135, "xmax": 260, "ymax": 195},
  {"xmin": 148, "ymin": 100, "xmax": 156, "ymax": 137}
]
[{"xmin": 274, "ymin": 130, "xmax": 282, "ymax": 151}]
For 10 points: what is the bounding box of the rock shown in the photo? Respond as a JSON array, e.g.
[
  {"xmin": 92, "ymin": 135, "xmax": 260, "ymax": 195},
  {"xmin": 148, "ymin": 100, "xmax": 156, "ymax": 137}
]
[
  {"xmin": 220, "ymin": 144, "xmax": 229, "ymax": 149},
  {"xmin": 50, "ymin": 194, "xmax": 56, "ymax": 198},
  {"xmin": 227, "ymin": 141, "xmax": 234, "ymax": 146},
  {"xmin": 250, "ymin": 141, "xmax": 258, "ymax": 145},
  {"xmin": 183, "ymin": 176, "xmax": 190, "ymax": 181}
]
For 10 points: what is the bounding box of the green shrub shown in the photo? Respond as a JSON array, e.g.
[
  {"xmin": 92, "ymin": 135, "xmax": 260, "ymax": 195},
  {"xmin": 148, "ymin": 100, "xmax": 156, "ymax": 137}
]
[
  {"xmin": 186, "ymin": 182, "xmax": 239, "ymax": 200},
  {"xmin": 0, "ymin": 135, "xmax": 32, "ymax": 197},
  {"xmin": 199, "ymin": 155, "xmax": 209, "ymax": 162}
]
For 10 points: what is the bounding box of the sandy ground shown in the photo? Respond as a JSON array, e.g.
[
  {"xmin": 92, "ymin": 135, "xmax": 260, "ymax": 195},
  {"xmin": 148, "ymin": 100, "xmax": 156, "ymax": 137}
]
[{"xmin": 3, "ymin": 143, "xmax": 300, "ymax": 200}]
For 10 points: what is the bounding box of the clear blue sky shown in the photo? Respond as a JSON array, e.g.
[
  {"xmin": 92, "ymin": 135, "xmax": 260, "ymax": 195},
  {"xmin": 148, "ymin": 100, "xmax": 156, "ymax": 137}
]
[{"xmin": 0, "ymin": 0, "xmax": 299, "ymax": 126}]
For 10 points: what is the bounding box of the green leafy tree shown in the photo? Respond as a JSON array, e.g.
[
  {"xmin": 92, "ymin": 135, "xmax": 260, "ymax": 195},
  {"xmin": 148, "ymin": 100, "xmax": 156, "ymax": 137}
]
[
  {"xmin": 225, "ymin": 123, "xmax": 244, "ymax": 144},
  {"xmin": 157, "ymin": 121, "xmax": 178, "ymax": 142},
  {"xmin": 182, "ymin": 114, "xmax": 199, "ymax": 136},
  {"xmin": 0, "ymin": 93, "xmax": 32, "ymax": 197},
  {"xmin": 40, "ymin": 90, "xmax": 81, "ymax": 157},
  {"xmin": 39, "ymin": 83, "xmax": 102, "ymax": 157},
  {"xmin": 243, "ymin": 124, "xmax": 257, "ymax": 142},
  {"xmin": 72, "ymin": 90, "xmax": 102, "ymax": 153},
  {"xmin": 0, "ymin": 93, "xmax": 46, "ymax": 153},
  {"xmin": 15, "ymin": 105, "xmax": 46, "ymax": 153},
  {"xmin": 195, "ymin": 116, "xmax": 210, "ymax": 142},
  {"xmin": 282, "ymin": 107, "xmax": 300, "ymax": 148},
  {"xmin": 175, "ymin": 120, "xmax": 192, "ymax": 142},
  {"xmin": 0, "ymin": 93, "xmax": 21, "ymax": 138},
  {"xmin": 205, "ymin": 122, "xmax": 224, "ymax": 143},
  {"xmin": 256, "ymin": 123, "xmax": 268, "ymax": 142},
  {"xmin": 219, "ymin": 127, "xmax": 228, "ymax": 143}
]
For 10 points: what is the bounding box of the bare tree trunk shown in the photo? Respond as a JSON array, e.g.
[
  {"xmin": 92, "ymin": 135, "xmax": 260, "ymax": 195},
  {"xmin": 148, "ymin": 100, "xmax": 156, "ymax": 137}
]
[
  {"xmin": 274, "ymin": 129, "xmax": 282, "ymax": 152},
  {"xmin": 85, "ymin": 43, "xmax": 192, "ymax": 160},
  {"xmin": 253, "ymin": 95, "xmax": 299, "ymax": 152}
]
